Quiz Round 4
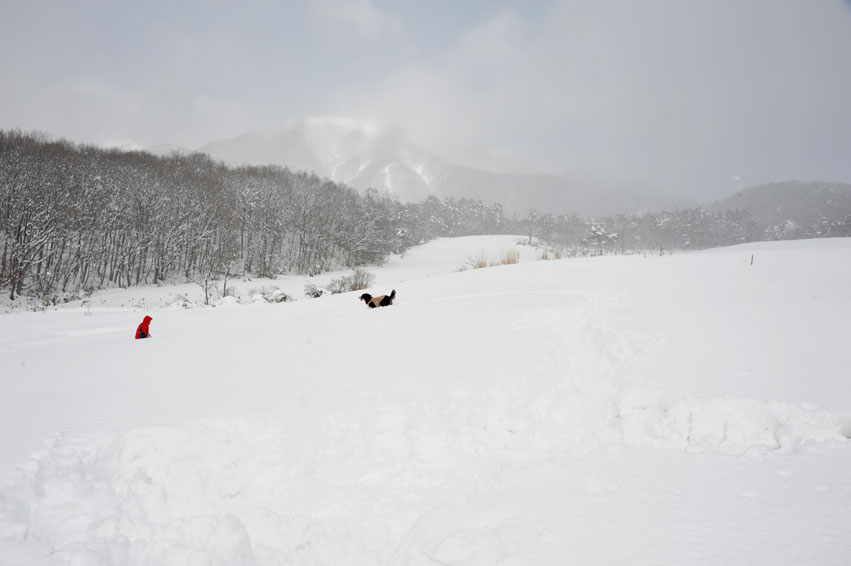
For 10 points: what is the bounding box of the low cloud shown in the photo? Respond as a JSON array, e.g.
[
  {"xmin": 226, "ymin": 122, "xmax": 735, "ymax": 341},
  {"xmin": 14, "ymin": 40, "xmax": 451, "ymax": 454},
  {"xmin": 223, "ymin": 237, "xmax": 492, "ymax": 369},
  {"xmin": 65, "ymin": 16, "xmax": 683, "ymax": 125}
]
[
  {"xmin": 1, "ymin": 1, "xmax": 850, "ymax": 199},
  {"xmin": 340, "ymin": 1, "xmax": 851, "ymax": 197},
  {"xmin": 309, "ymin": 0, "xmax": 401, "ymax": 40}
]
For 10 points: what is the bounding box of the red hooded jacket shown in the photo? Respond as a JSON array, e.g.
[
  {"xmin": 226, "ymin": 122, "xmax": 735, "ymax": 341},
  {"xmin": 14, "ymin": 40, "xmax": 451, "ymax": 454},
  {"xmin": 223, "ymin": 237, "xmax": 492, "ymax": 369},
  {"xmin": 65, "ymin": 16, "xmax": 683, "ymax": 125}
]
[{"xmin": 135, "ymin": 316, "xmax": 152, "ymax": 339}]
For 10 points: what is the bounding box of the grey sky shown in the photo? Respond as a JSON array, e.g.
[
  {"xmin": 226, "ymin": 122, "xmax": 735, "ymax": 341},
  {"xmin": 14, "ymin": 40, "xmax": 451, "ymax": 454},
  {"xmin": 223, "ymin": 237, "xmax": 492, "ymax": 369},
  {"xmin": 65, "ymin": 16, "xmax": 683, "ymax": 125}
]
[{"xmin": 1, "ymin": 0, "xmax": 850, "ymax": 200}]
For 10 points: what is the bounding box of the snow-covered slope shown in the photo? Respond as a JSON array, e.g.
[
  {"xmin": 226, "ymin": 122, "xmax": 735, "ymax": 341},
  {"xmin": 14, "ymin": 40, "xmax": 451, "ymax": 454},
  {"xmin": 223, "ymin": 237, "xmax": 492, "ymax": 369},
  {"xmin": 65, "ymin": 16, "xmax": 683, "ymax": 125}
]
[{"xmin": 0, "ymin": 237, "xmax": 849, "ymax": 565}]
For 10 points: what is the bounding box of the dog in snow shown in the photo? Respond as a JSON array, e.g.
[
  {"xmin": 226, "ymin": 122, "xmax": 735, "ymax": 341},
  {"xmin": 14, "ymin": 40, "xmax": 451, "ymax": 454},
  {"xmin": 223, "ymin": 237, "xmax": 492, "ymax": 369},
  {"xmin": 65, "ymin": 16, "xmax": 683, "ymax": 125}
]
[{"xmin": 359, "ymin": 290, "xmax": 396, "ymax": 308}]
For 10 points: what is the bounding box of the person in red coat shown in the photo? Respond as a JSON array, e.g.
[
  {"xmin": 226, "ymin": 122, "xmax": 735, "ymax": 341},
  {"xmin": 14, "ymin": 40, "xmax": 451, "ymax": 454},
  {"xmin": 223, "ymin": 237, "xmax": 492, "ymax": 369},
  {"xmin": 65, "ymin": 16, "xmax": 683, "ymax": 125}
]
[{"xmin": 135, "ymin": 315, "xmax": 153, "ymax": 339}]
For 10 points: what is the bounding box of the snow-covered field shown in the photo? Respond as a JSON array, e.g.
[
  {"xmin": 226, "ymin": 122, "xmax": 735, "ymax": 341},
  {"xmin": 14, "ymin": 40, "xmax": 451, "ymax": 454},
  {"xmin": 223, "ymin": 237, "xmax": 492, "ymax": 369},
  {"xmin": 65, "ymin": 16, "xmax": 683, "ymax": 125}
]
[{"xmin": 1, "ymin": 236, "xmax": 849, "ymax": 565}]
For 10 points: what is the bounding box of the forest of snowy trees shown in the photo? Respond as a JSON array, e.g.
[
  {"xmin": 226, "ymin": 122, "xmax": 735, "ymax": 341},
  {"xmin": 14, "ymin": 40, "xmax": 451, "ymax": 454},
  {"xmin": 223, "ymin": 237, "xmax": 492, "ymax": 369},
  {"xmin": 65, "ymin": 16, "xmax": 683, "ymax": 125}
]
[
  {"xmin": 525, "ymin": 205, "xmax": 849, "ymax": 257},
  {"xmin": 2, "ymin": 130, "xmax": 849, "ymax": 302},
  {"xmin": 524, "ymin": 207, "xmax": 764, "ymax": 256},
  {"xmin": 0, "ymin": 131, "xmax": 510, "ymax": 301}
]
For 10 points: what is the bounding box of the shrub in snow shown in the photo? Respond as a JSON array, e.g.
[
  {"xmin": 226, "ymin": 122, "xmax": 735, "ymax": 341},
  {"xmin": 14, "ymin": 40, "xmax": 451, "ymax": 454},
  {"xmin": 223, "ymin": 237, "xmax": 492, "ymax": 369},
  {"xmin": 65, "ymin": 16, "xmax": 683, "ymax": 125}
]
[
  {"xmin": 170, "ymin": 294, "xmax": 195, "ymax": 309},
  {"xmin": 251, "ymin": 286, "xmax": 293, "ymax": 303},
  {"xmin": 537, "ymin": 247, "xmax": 565, "ymax": 261},
  {"xmin": 271, "ymin": 290, "xmax": 292, "ymax": 303},
  {"xmin": 304, "ymin": 282, "xmax": 324, "ymax": 298},
  {"xmin": 499, "ymin": 249, "xmax": 520, "ymax": 265},
  {"xmin": 325, "ymin": 268, "xmax": 375, "ymax": 294},
  {"xmin": 325, "ymin": 279, "xmax": 345, "ymax": 295},
  {"xmin": 466, "ymin": 250, "xmax": 490, "ymax": 269},
  {"xmin": 465, "ymin": 249, "xmax": 519, "ymax": 269},
  {"xmin": 349, "ymin": 268, "xmax": 376, "ymax": 290},
  {"xmin": 40, "ymin": 292, "xmax": 84, "ymax": 307}
]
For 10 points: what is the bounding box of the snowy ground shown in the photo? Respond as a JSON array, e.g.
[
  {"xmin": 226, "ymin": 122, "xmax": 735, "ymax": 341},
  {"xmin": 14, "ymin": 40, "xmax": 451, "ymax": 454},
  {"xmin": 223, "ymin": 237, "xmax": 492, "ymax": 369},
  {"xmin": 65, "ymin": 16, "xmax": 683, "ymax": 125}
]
[{"xmin": 0, "ymin": 236, "xmax": 849, "ymax": 565}]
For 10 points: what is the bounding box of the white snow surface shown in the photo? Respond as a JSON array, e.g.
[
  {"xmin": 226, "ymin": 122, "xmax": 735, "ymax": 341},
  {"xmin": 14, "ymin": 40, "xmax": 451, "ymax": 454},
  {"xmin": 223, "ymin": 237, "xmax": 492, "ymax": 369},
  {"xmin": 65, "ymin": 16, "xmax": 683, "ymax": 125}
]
[{"xmin": 1, "ymin": 236, "xmax": 850, "ymax": 565}]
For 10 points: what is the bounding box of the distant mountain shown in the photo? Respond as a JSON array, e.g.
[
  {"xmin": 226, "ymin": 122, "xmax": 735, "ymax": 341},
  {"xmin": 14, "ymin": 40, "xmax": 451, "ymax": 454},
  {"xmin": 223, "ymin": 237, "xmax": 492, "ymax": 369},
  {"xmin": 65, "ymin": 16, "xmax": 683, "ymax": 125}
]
[
  {"xmin": 199, "ymin": 116, "xmax": 376, "ymax": 181},
  {"xmin": 198, "ymin": 117, "xmax": 690, "ymax": 217},
  {"xmin": 710, "ymin": 181, "xmax": 851, "ymax": 228}
]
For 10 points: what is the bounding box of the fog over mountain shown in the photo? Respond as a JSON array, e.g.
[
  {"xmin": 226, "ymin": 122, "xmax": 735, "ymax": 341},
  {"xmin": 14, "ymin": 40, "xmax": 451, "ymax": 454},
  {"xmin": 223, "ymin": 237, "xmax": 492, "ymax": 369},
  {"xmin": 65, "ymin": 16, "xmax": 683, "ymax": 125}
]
[
  {"xmin": 198, "ymin": 117, "xmax": 691, "ymax": 217},
  {"xmin": 134, "ymin": 114, "xmax": 851, "ymax": 223}
]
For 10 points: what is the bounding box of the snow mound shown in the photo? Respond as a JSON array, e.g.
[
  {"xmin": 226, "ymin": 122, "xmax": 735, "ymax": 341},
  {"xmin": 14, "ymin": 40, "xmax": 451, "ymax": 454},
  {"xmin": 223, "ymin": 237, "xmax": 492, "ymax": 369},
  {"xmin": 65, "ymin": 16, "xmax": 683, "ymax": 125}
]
[
  {"xmin": 617, "ymin": 392, "xmax": 850, "ymax": 454},
  {"xmin": 1, "ymin": 387, "xmax": 847, "ymax": 564}
]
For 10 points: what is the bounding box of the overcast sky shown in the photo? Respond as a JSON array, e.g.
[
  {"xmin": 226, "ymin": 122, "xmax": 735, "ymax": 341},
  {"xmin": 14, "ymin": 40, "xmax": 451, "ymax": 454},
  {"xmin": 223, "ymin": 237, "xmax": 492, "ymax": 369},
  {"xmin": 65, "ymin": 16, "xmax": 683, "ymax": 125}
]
[{"xmin": 2, "ymin": 0, "xmax": 850, "ymax": 200}]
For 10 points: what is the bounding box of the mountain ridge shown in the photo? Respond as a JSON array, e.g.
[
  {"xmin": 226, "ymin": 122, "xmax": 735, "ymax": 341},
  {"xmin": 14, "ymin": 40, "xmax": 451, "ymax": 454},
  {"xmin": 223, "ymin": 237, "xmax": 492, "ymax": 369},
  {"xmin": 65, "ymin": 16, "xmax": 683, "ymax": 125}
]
[{"xmin": 710, "ymin": 181, "xmax": 851, "ymax": 228}]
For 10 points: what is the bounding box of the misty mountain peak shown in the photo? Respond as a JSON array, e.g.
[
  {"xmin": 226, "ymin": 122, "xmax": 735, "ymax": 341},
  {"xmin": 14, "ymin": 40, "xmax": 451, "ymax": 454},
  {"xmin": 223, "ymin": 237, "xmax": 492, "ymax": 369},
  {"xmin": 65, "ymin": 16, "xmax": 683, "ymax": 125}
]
[{"xmin": 195, "ymin": 115, "xmax": 689, "ymax": 215}]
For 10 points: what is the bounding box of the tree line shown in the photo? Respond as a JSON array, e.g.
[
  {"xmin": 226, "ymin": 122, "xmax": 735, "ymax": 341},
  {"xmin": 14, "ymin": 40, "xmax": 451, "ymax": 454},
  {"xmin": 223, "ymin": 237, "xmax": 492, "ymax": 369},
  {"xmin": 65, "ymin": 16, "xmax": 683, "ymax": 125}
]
[
  {"xmin": 2, "ymin": 130, "xmax": 849, "ymax": 302},
  {"xmin": 0, "ymin": 130, "xmax": 511, "ymax": 301},
  {"xmin": 525, "ymin": 206, "xmax": 851, "ymax": 257}
]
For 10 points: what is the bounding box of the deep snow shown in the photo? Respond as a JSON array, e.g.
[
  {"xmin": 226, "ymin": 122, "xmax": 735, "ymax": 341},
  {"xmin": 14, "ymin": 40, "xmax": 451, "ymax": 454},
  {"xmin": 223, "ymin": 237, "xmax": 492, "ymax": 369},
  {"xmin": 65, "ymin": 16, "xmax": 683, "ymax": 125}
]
[{"xmin": 0, "ymin": 236, "xmax": 849, "ymax": 565}]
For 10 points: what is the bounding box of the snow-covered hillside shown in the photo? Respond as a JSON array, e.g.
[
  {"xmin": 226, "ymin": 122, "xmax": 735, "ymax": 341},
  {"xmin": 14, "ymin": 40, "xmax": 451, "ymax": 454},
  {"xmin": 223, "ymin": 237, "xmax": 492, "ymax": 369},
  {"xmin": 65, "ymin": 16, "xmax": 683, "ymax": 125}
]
[{"xmin": 0, "ymin": 237, "xmax": 849, "ymax": 565}]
